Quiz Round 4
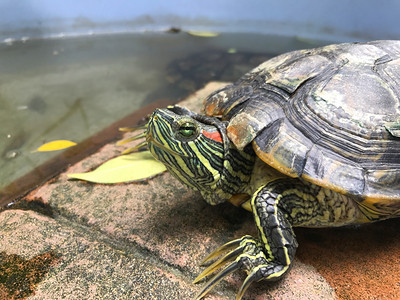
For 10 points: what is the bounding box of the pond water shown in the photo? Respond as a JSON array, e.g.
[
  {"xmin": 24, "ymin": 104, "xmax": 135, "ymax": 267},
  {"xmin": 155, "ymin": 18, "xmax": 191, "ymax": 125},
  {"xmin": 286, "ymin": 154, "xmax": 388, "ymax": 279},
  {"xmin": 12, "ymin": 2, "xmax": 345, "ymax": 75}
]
[{"xmin": 0, "ymin": 31, "xmax": 331, "ymax": 194}]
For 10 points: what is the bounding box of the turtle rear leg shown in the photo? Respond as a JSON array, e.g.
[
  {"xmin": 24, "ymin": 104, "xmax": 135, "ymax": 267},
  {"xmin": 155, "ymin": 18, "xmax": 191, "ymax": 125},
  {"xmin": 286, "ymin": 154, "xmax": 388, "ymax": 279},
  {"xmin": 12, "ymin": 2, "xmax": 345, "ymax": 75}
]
[{"xmin": 194, "ymin": 181, "xmax": 300, "ymax": 300}]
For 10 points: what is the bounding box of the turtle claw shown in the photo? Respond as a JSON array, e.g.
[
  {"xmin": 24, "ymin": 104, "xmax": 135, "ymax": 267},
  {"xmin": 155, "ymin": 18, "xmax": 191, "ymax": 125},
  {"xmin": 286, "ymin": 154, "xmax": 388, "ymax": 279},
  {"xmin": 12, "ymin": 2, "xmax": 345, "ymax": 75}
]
[
  {"xmin": 193, "ymin": 235, "xmax": 292, "ymax": 299},
  {"xmin": 119, "ymin": 125, "xmax": 147, "ymax": 132},
  {"xmin": 236, "ymin": 269, "xmax": 263, "ymax": 300},
  {"xmin": 120, "ymin": 140, "xmax": 148, "ymax": 154},
  {"xmin": 200, "ymin": 235, "xmax": 252, "ymax": 265},
  {"xmin": 194, "ymin": 256, "xmax": 265, "ymax": 300},
  {"xmin": 193, "ymin": 244, "xmax": 245, "ymax": 283},
  {"xmin": 193, "ymin": 236, "xmax": 262, "ymax": 299},
  {"xmin": 116, "ymin": 131, "xmax": 146, "ymax": 145},
  {"xmin": 118, "ymin": 125, "xmax": 148, "ymax": 154},
  {"xmin": 194, "ymin": 261, "xmax": 241, "ymax": 300}
]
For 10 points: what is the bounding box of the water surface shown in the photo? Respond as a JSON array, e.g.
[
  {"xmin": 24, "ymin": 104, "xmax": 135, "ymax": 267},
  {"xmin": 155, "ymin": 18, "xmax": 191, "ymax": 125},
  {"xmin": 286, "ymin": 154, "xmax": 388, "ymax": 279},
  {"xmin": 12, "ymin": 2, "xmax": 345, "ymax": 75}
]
[{"xmin": 0, "ymin": 32, "xmax": 330, "ymax": 193}]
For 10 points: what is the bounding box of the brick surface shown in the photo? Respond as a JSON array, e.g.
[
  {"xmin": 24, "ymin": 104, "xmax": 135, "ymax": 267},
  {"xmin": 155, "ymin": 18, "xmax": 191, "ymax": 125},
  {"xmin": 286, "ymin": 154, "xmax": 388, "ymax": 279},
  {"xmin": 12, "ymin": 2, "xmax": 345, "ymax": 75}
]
[{"xmin": 0, "ymin": 209, "xmax": 195, "ymax": 299}]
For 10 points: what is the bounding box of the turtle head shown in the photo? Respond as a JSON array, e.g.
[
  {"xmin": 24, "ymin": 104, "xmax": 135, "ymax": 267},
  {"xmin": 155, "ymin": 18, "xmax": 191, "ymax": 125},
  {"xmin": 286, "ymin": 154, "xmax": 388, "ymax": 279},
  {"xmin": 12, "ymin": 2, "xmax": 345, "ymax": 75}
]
[{"xmin": 146, "ymin": 106, "xmax": 254, "ymax": 205}]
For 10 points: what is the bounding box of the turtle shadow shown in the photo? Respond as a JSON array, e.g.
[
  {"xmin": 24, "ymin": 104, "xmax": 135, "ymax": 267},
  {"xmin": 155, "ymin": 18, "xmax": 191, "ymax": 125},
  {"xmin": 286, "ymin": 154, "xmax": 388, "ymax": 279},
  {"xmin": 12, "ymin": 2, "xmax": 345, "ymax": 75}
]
[
  {"xmin": 296, "ymin": 217, "xmax": 400, "ymax": 259},
  {"xmin": 295, "ymin": 218, "xmax": 400, "ymax": 298},
  {"xmin": 144, "ymin": 193, "xmax": 254, "ymax": 242}
]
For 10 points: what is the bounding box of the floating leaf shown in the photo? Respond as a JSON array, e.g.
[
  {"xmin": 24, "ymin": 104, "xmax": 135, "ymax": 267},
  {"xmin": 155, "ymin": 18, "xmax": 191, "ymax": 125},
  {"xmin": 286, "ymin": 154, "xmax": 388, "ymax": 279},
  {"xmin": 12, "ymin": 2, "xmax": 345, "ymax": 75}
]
[
  {"xmin": 35, "ymin": 140, "xmax": 77, "ymax": 152},
  {"xmin": 186, "ymin": 31, "xmax": 219, "ymax": 37},
  {"xmin": 68, "ymin": 151, "xmax": 166, "ymax": 183}
]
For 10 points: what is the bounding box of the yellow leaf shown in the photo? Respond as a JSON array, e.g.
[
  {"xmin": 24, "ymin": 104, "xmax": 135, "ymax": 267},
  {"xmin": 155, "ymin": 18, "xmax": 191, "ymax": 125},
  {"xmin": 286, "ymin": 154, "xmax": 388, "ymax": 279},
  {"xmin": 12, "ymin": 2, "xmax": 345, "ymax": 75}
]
[
  {"xmin": 67, "ymin": 151, "xmax": 167, "ymax": 184},
  {"xmin": 35, "ymin": 140, "xmax": 77, "ymax": 152},
  {"xmin": 186, "ymin": 31, "xmax": 219, "ymax": 37}
]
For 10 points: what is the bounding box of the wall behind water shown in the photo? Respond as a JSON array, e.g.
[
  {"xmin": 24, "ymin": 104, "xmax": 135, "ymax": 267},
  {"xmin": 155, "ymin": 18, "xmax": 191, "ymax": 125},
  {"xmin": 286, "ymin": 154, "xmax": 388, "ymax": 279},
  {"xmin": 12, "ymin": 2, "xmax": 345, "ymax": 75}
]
[{"xmin": 1, "ymin": 0, "xmax": 400, "ymax": 42}]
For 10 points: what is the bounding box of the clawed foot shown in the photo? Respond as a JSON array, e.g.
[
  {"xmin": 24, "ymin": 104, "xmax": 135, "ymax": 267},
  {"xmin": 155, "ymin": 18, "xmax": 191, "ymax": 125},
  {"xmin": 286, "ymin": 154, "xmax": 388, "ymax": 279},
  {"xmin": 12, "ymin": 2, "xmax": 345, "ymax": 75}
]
[{"xmin": 193, "ymin": 235, "xmax": 289, "ymax": 300}]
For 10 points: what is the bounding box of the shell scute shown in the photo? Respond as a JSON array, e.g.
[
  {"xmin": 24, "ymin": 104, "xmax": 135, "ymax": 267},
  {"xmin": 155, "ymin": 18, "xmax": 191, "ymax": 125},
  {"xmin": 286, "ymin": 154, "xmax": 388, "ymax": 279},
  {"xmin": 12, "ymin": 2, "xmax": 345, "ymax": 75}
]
[
  {"xmin": 252, "ymin": 120, "xmax": 312, "ymax": 178},
  {"xmin": 203, "ymin": 40, "xmax": 400, "ymax": 207},
  {"xmin": 226, "ymin": 97, "xmax": 284, "ymax": 150},
  {"xmin": 364, "ymin": 169, "xmax": 400, "ymax": 199},
  {"xmin": 309, "ymin": 66, "xmax": 399, "ymax": 135},
  {"xmin": 302, "ymin": 146, "xmax": 366, "ymax": 196},
  {"xmin": 265, "ymin": 54, "xmax": 331, "ymax": 93}
]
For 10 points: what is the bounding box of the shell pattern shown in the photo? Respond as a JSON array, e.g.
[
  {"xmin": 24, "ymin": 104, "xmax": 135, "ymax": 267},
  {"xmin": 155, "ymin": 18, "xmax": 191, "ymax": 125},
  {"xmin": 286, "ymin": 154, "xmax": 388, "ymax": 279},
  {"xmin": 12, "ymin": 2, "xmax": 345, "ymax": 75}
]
[{"xmin": 204, "ymin": 40, "xmax": 400, "ymax": 216}]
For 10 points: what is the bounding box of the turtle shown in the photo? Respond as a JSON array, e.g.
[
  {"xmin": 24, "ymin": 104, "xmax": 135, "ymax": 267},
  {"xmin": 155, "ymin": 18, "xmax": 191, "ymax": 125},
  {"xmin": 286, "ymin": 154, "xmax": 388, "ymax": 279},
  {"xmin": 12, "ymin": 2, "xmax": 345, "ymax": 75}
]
[{"xmin": 130, "ymin": 40, "xmax": 400, "ymax": 299}]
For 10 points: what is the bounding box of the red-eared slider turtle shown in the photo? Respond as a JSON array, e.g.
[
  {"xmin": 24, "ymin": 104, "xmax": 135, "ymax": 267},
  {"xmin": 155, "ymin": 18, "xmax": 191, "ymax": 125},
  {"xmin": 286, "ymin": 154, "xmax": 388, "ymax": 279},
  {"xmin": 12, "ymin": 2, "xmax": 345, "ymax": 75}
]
[{"xmin": 135, "ymin": 40, "xmax": 400, "ymax": 299}]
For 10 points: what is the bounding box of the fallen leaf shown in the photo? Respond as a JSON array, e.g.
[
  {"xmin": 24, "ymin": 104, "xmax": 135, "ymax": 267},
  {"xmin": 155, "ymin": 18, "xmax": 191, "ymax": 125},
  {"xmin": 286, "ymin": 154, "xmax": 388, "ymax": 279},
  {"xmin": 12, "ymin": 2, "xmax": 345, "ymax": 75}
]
[
  {"xmin": 186, "ymin": 31, "xmax": 219, "ymax": 37},
  {"xmin": 34, "ymin": 140, "xmax": 77, "ymax": 152},
  {"xmin": 67, "ymin": 151, "xmax": 166, "ymax": 183}
]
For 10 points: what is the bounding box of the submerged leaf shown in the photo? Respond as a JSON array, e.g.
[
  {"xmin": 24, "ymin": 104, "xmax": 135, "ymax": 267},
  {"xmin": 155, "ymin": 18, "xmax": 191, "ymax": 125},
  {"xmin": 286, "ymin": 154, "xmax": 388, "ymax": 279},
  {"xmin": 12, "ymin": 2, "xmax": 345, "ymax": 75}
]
[
  {"xmin": 35, "ymin": 140, "xmax": 77, "ymax": 152},
  {"xmin": 186, "ymin": 31, "xmax": 219, "ymax": 37},
  {"xmin": 67, "ymin": 151, "xmax": 166, "ymax": 183}
]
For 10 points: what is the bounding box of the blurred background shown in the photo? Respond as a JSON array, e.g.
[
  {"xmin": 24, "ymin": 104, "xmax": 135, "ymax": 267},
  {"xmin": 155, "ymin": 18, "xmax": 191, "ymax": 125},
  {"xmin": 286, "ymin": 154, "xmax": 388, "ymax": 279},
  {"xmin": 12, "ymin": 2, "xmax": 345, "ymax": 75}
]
[{"xmin": 1, "ymin": 0, "xmax": 400, "ymax": 194}]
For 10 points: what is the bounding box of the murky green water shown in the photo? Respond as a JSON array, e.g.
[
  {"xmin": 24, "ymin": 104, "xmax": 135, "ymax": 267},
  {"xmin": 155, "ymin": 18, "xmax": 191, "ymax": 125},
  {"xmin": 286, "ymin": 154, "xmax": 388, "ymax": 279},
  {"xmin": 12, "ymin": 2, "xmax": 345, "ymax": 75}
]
[{"xmin": 0, "ymin": 32, "xmax": 331, "ymax": 192}]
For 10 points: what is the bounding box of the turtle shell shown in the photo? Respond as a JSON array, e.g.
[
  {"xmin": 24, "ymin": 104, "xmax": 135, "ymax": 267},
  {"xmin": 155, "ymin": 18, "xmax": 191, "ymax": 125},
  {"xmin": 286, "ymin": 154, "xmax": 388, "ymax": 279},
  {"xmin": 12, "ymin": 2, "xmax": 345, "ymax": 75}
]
[{"xmin": 204, "ymin": 40, "xmax": 400, "ymax": 216}]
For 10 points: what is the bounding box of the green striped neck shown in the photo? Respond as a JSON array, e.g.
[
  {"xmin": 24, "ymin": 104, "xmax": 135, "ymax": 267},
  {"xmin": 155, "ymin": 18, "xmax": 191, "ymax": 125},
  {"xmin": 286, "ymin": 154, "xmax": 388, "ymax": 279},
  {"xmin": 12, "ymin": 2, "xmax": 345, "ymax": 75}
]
[{"xmin": 146, "ymin": 106, "xmax": 255, "ymax": 205}]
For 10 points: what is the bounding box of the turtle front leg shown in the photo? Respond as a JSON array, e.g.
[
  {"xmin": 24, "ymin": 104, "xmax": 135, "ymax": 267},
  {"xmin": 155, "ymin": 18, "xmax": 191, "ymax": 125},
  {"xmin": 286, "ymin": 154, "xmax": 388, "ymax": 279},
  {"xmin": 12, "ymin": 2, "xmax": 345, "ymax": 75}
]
[{"xmin": 194, "ymin": 181, "xmax": 298, "ymax": 300}]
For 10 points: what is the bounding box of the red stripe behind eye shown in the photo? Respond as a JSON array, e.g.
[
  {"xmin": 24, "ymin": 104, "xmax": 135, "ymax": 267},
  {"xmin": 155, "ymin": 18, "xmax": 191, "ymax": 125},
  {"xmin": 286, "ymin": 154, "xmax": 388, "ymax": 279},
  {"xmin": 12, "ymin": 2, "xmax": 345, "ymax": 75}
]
[{"xmin": 202, "ymin": 130, "xmax": 223, "ymax": 143}]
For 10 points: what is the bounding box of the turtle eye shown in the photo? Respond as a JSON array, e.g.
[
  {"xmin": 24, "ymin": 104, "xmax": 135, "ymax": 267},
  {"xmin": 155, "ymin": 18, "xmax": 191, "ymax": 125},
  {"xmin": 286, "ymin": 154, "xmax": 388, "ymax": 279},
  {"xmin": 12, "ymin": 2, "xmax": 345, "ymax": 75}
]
[
  {"xmin": 179, "ymin": 122, "xmax": 196, "ymax": 137},
  {"xmin": 177, "ymin": 121, "xmax": 198, "ymax": 140}
]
